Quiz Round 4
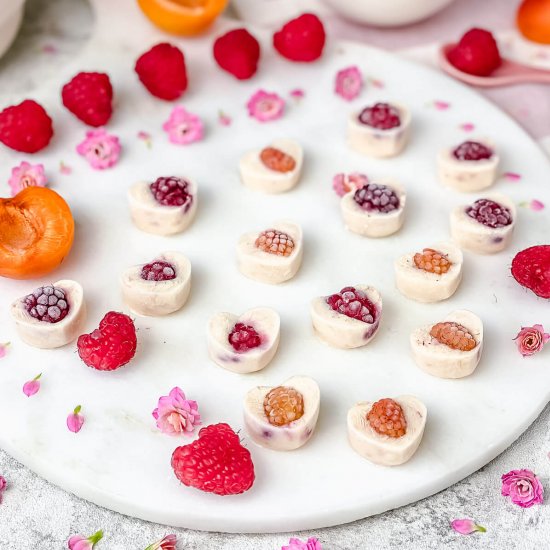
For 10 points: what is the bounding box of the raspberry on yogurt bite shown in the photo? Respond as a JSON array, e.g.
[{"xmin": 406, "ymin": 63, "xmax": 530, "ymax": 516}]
[
  {"xmin": 150, "ymin": 176, "xmax": 193, "ymax": 210},
  {"xmin": 263, "ymin": 385, "xmax": 304, "ymax": 426},
  {"xmin": 140, "ymin": 260, "xmax": 176, "ymax": 281},
  {"xmin": 430, "ymin": 321, "xmax": 476, "ymax": 352},
  {"xmin": 255, "ymin": 229, "xmax": 295, "ymax": 256},
  {"xmin": 327, "ymin": 286, "xmax": 377, "ymax": 324},
  {"xmin": 466, "ymin": 198, "xmax": 512, "ymax": 228},
  {"xmin": 228, "ymin": 322, "xmax": 262, "ymax": 352},
  {"xmin": 358, "ymin": 102, "xmax": 401, "ymax": 130},
  {"xmin": 453, "ymin": 141, "xmax": 493, "ymax": 161},
  {"xmin": 367, "ymin": 398, "xmax": 407, "ymax": 438},
  {"xmin": 354, "ymin": 183, "xmax": 400, "ymax": 213},
  {"xmin": 24, "ymin": 285, "xmax": 69, "ymax": 323},
  {"xmin": 260, "ymin": 147, "xmax": 296, "ymax": 173}
]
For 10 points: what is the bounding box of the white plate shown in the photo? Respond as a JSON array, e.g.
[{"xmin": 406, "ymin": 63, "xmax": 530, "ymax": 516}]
[{"xmin": 0, "ymin": 0, "xmax": 549, "ymax": 534}]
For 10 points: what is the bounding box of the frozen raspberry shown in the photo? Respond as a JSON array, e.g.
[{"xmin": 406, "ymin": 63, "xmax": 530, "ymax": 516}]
[
  {"xmin": 414, "ymin": 248, "xmax": 452, "ymax": 275},
  {"xmin": 466, "ymin": 198, "xmax": 512, "ymax": 228},
  {"xmin": 326, "ymin": 286, "xmax": 376, "ymax": 324},
  {"xmin": 368, "ymin": 398, "xmax": 407, "ymax": 438},
  {"xmin": 255, "ymin": 229, "xmax": 295, "ymax": 257},
  {"xmin": 213, "ymin": 28, "xmax": 260, "ymax": 80},
  {"xmin": 453, "ymin": 141, "xmax": 493, "ymax": 161},
  {"xmin": 24, "ymin": 285, "xmax": 69, "ymax": 324},
  {"xmin": 61, "ymin": 72, "xmax": 113, "ymax": 127},
  {"xmin": 77, "ymin": 311, "xmax": 137, "ymax": 371},
  {"xmin": 273, "ymin": 13, "xmax": 326, "ymax": 62},
  {"xmin": 358, "ymin": 103, "xmax": 401, "ymax": 130},
  {"xmin": 171, "ymin": 423, "xmax": 255, "ymax": 496},
  {"xmin": 141, "ymin": 260, "xmax": 176, "ymax": 281},
  {"xmin": 228, "ymin": 323, "xmax": 262, "ymax": 352},
  {"xmin": 260, "ymin": 147, "xmax": 296, "ymax": 173},
  {"xmin": 0, "ymin": 100, "xmax": 53, "ymax": 153},
  {"xmin": 135, "ymin": 43, "xmax": 188, "ymax": 101},
  {"xmin": 150, "ymin": 176, "xmax": 193, "ymax": 209},
  {"xmin": 511, "ymin": 245, "xmax": 550, "ymax": 299},
  {"xmin": 447, "ymin": 28, "xmax": 501, "ymax": 77},
  {"xmin": 430, "ymin": 321, "xmax": 476, "ymax": 351},
  {"xmin": 264, "ymin": 386, "xmax": 304, "ymax": 427},
  {"xmin": 354, "ymin": 183, "xmax": 400, "ymax": 214}
]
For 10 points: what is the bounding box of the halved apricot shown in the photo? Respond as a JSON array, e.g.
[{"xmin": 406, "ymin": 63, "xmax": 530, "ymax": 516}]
[
  {"xmin": 517, "ymin": 0, "xmax": 550, "ymax": 44},
  {"xmin": 0, "ymin": 187, "xmax": 74, "ymax": 279}
]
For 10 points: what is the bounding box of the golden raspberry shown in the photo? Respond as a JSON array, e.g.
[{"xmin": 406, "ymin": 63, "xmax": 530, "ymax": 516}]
[
  {"xmin": 260, "ymin": 147, "xmax": 296, "ymax": 173},
  {"xmin": 255, "ymin": 229, "xmax": 295, "ymax": 257},
  {"xmin": 263, "ymin": 386, "xmax": 304, "ymax": 427},
  {"xmin": 414, "ymin": 248, "xmax": 452, "ymax": 274},
  {"xmin": 367, "ymin": 398, "xmax": 407, "ymax": 438},
  {"xmin": 430, "ymin": 321, "xmax": 476, "ymax": 351}
]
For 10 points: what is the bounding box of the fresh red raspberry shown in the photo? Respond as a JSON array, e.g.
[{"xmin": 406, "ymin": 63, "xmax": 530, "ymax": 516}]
[
  {"xmin": 135, "ymin": 43, "xmax": 188, "ymax": 101},
  {"xmin": 228, "ymin": 322, "xmax": 262, "ymax": 352},
  {"xmin": 367, "ymin": 398, "xmax": 407, "ymax": 438},
  {"xmin": 453, "ymin": 141, "xmax": 493, "ymax": 161},
  {"xmin": 24, "ymin": 285, "xmax": 69, "ymax": 323},
  {"xmin": 466, "ymin": 198, "xmax": 512, "ymax": 228},
  {"xmin": 0, "ymin": 99, "xmax": 53, "ymax": 153},
  {"xmin": 358, "ymin": 103, "xmax": 401, "ymax": 130},
  {"xmin": 354, "ymin": 183, "xmax": 400, "ymax": 213},
  {"xmin": 171, "ymin": 423, "xmax": 255, "ymax": 496},
  {"xmin": 61, "ymin": 72, "xmax": 113, "ymax": 127},
  {"xmin": 326, "ymin": 286, "xmax": 376, "ymax": 324},
  {"xmin": 273, "ymin": 13, "xmax": 326, "ymax": 62},
  {"xmin": 77, "ymin": 311, "xmax": 137, "ymax": 371},
  {"xmin": 511, "ymin": 245, "xmax": 550, "ymax": 299},
  {"xmin": 150, "ymin": 176, "xmax": 193, "ymax": 209},
  {"xmin": 447, "ymin": 28, "xmax": 501, "ymax": 77},
  {"xmin": 213, "ymin": 28, "xmax": 260, "ymax": 80},
  {"xmin": 141, "ymin": 260, "xmax": 176, "ymax": 281}
]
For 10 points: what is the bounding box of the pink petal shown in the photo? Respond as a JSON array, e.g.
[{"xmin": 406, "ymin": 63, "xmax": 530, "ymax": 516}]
[
  {"xmin": 434, "ymin": 100, "xmax": 451, "ymax": 110},
  {"xmin": 0, "ymin": 342, "xmax": 9, "ymax": 359},
  {"xmin": 459, "ymin": 123, "xmax": 475, "ymax": 132},
  {"xmin": 67, "ymin": 406, "xmax": 84, "ymax": 433},
  {"xmin": 23, "ymin": 378, "xmax": 41, "ymax": 397},
  {"xmin": 289, "ymin": 88, "xmax": 305, "ymax": 99},
  {"xmin": 502, "ymin": 172, "xmax": 521, "ymax": 182},
  {"xmin": 451, "ymin": 518, "xmax": 486, "ymax": 535},
  {"xmin": 59, "ymin": 161, "xmax": 72, "ymax": 175},
  {"xmin": 530, "ymin": 199, "xmax": 545, "ymax": 211}
]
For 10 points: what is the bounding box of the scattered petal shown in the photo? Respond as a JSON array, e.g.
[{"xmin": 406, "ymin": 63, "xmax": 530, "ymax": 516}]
[
  {"xmin": 0, "ymin": 475, "xmax": 5, "ymax": 504},
  {"xmin": 137, "ymin": 131, "xmax": 152, "ymax": 148},
  {"xmin": 502, "ymin": 171, "xmax": 521, "ymax": 182},
  {"xmin": 433, "ymin": 100, "xmax": 451, "ymax": 110},
  {"xmin": 335, "ymin": 66, "xmax": 363, "ymax": 101},
  {"xmin": 23, "ymin": 373, "xmax": 42, "ymax": 397},
  {"xmin": 501, "ymin": 469, "xmax": 544, "ymax": 507},
  {"xmin": 41, "ymin": 44, "xmax": 57, "ymax": 54},
  {"xmin": 282, "ymin": 538, "xmax": 322, "ymax": 550},
  {"xmin": 514, "ymin": 324, "xmax": 550, "ymax": 356},
  {"xmin": 218, "ymin": 111, "xmax": 232, "ymax": 127},
  {"xmin": 152, "ymin": 387, "xmax": 201, "ymax": 436},
  {"xmin": 451, "ymin": 518, "xmax": 486, "ymax": 535},
  {"xmin": 333, "ymin": 172, "xmax": 369, "ymax": 197},
  {"xmin": 289, "ymin": 88, "xmax": 305, "ymax": 100},
  {"xmin": 67, "ymin": 405, "xmax": 85, "ymax": 433},
  {"xmin": 59, "ymin": 161, "xmax": 72, "ymax": 175},
  {"xmin": 0, "ymin": 342, "xmax": 9, "ymax": 359},
  {"xmin": 76, "ymin": 129, "xmax": 121, "ymax": 170},
  {"xmin": 367, "ymin": 77, "xmax": 384, "ymax": 89},
  {"xmin": 67, "ymin": 530, "xmax": 103, "ymax": 550},
  {"xmin": 162, "ymin": 106, "xmax": 204, "ymax": 145},
  {"xmin": 459, "ymin": 122, "xmax": 475, "ymax": 132},
  {"xmin": 8, "ymin": 161, "xmax": 47, "ymax": 196},
  {"xmin": 144, "ymin": 534, "xmax": 177, "ymax": 550},
  {"xmin": 246, "ymin": 89, "xmax": 285, "ymax": 122},
  {"xmin": 530, "ymin": 199, "xmax": 545, "ymax": 211}
]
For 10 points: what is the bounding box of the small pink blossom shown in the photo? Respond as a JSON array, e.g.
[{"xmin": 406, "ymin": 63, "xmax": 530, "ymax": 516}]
[
  {"xmin": 23, "ymin": 373, "xmax": 42, "ymax": 397},
  {"xmin": 502, "ymin": 171, "xmax": 521, "ymax": 182},
  {"xmin": 335, "ymin": 66, "xmax": 363, "ymax": 101},
  {"xmin": 282, "ymin": 538, "xmax": 322, "ymax": 550},
  {"xmin": 144, "ymin": 534, "xmax": 177, "ymax": 550},
  {"xmin": 0, "ymin": 475, "xmax": 6, "ymax": 504},
  {"xmin": 290, "ymin": 88, "xmax": 305, "ymax": 100},
  {"xmin": 67, "ymin": 405, "xmax": 84, "ymax": 433},
  {"xmin": 247, "ymin": 90, "xmax": 285, "ymax": 122},
  {"xmin": 433, "ymin": 100, "xmax": 451, "ymax": 110},
  {"xmin": 514, "ymin": 324, "xmax": 549, "ymax": 357},
  {"xmin": 162, "ymin": 106, "xmax": 204, "ymax": 145},
  {"xmin": 67, "ymin": 530, "xmax": 103, "ymax": 550},
  {"xmin": 501, "ymin": 469, "xmax": 544, "ymax": 507},
  {"xmin": 8, "ymin": 161, "xmax": 47, "ymax": 196},
  {"xmin": 152, "ymin": 387, "xmax": 201, "ymax": 436},
  {"xmin": 138, "ymin": 131, "xmax": 152, "ymax": 148},
  {"xmin": 0, "ymin": 342, "xmax": 9, "ymax": 359},
  {"xmin": 451, "ymin": 519, "xmax": 486, "ymax": 535},
  {"xmin": 77, "ymin": 129, "xmax": 121, "ymax": 170},
  {"xmin": 530, "ymin": 199, "xmax": 545, "ymax": 211},
  {"xmin": 59, "ymin": 161, "xmax": 72, "ymax": 175},
  {"xmin": 332, "ymin": 172, "xmax": 369, "ymax": 197},
  {"xmin": 218, "ymin": 111, "xmax": 232, "ymax": 126},
  {"xmin": 459, "ymin": 122, "xmax": 475, "ymax": 132}
]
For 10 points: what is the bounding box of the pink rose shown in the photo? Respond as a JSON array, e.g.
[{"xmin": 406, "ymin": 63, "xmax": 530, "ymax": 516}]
[
  {"xmin": 67, "ymin": 530, "xmax": 103, "ymax": 550},
  {"xmin": 332, "ymin": 172, "xmax": 369, "ymax": 197},
  {"xmin": 514, "ymin": 324, "xmax": 549, "ymax": 357},
  {"xmin": 450, "ymin": 518, "xmax": 486, "ymax": 535},
  {"xmin": 247, "ymin": 90, "xmax": 285, "ymax": 122},
  {"xmin": 282, "ymin": 537, "xmax": 322, "ymax": 550},
  {"xmin": 152, "ymin": 387, "xmax": 201, "ymax": 436},
  {"xmin": 145, "ymin": 534, "xmax": 177, "ymax": 550},
  {"xmin": 501, "ymin": 469, "xmax": 544, "ymax": 507},
  {"xmin": 76, "ymin": 129, "xmax": 121, "ymax": 169},
  {"xmin": 162, "ymin": 106, "xmax": 204, "ymax": 145},
  {"xmin": 8, "ymin": 161, "xmax": 47, "ymax": 196},
  {"xmin": 335, "ymin": 66, "xmax": 363, "ymax": 101}
]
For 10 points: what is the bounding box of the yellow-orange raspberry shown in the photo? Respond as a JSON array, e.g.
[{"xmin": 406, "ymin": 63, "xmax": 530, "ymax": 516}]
[
  {"xmin": 367, "ymin": 398, "xmax": 407, "ymax": 438},
  {"xmin": 255, "ymin": 229, "xmax": 295, "ymax": 257},
  {"xmin": 260, "ymin": 147, "xmax": 296, "ymax": 173},
  {"xmin": 414, "ymin": 248, "xmax": 452, "ymax": 274},
  {"xmin": 264, "ymin": 386, "xmax": 304, "ymax": 427},
  {"xmin": 430, "ymin": 321, "xmax": 476, "ymax": 351}
]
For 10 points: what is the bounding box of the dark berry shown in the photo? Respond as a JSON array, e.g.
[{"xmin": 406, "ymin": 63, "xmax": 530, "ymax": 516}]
[
  {"xmin": 150, "ymin": 176, "xmax": 193, "ymax": 209},
  {"xmin": 354, "ymin": 183, "xmax": 400, "ymax": 213},
  {"xmin": 453, "ymin": 141, "xmax": 493, "ymax": 161},
  {"xmin": 141, "ymin": 260, "xmax": 176, "ymax": 281},
  {"xmin": 228, "ymin": 322, "xmax": 262, "ymax": 352},
  {"xmin": 358, "ymin": 103, "xmax": 400, "ymax": 130},
  {"xmin": 326, "ymin": 286, "xmax": 376, "ymax": 324},
  {"xmin": 466, "ymin": 198, "xmax": 512, "ymax": 228},
  {"xmin": 24, "ymin": 285, "xmax": 69, "ymax": 323}
]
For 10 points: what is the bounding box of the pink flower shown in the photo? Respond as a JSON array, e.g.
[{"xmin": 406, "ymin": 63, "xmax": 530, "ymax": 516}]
[
  {"xmin": 247, "ymin": 90, "xmax": 285, "ymax": 122},
  {"xmin": 218, "ymin": 111, "xmax": 232, "ymax": 127},
  {"xmin": 459, "ymin": 122, "xmax": 475, "ymax": 132},
  {"xmin": 8, "ymin": 161, "xmax": 47, "ymax": 196},
  {"xmin": 530, "ymin": 199, "xmax": 545, "ymax": 211},
  {"xmin": 332, "ymin": 172, "xmax": 369, "ymax": 197},
  {"xmin": 433, "ymin": 100, "xmax": 451, "ymax": 110},
  {"xmin": 76, "ymin": 129, "xmax": 121, "ymax": 170},
  {"xmin": 514, "ymin": 324, "xmax": 549, "ymax": 357},
  {"xmin": 335, "ymin": 66, "xmax": 363, "ymax": 101},
  {"xmin": 144, "ymin": 534, "xmax": 177, "ymax": 550},
  {"xmin": 23, "ymin": 373, "xmax": 42, "ymax": 397},
  {"xmin": 67, "ymin": 530, "xmax": 103, "ymax": 550},
  {"xmin": 0, "ymin": 342, "xmax": 9, "ymax": 359},
  {"xmin": 0, "ymin": 475, "xmax": 6, "ymax": 504},
  {"xmin": 162, "ymin": 106, "xmax": 204, "ymax": 145},
  {"xmin": 67, "ymin": 405, "xmax": 84, "ymax": 433},
  {"xmin": 290, "ymin": 89, "xmax": 305, "ymax": 100},
  {"xmin": 502, "ymin": 171, "xmax": 521, "ymax": 182},
  {"xmin": 282, "ymin": 538, "xmax": 322, "ymax": 550},
  {"xmin": 59, "ymin": 161, "xmax": 72, "ymax": 175},
  {"xmin": 451, "ymin": 519, "xmax": 486, "ymax": 535},
  {"xmin": 152, "ymin": 387, "xmax": 201, "ymax": 436},
  {"xmin": 501, "ymin": 469, "xmax": 544, "ymax": 507}
]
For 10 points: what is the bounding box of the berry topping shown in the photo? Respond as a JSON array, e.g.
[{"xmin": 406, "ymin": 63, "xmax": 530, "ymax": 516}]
[
  {"xmin": 326, "ymin": 286, "xmax": 377, "ymax": 324},
  {"xmin": 353, "ymin": 183, "xmax": 400, "ymax": 213},
  {"xmin": 358, "ymin": 102, "xmax": 401, "ymax": 130},
  {"xmin": 430, "ymin": 321, "xmax": 476, "ymax": 351},
  {"xmin": 255, "ymin": 229, "xmax": 295, "ymax": 256},
  {"xmin": 24, "ymin": 285, "xmax": 69, "ymax": 323},
  {"xmin": 150, "ymin": 176, "xmax": 193, "ymax": 209},
  {"xmin": 367, "ymin": 398, "xmax": 407, "ymax": 438},
  {"xmin": 273, "ymin": 13, "xmax": 326, "ymax": 62},
  {"xmin": 260, "ymin": 147, "xmax": 296, "ymax": 173},
  {"xmin": 263, "ymin": 386, "xmax": 304, "ymax": 427},
  {"xmin": 61, "ymin": 72, "xmax": 113, "ymax": 127},
  {"xmin": 447, "ymin": 28, "xmax": 501, "ymax": 77},
  {"xmin": 0, "ymin": 100, "xmax": 53, "ymax": 153},
  {"xmin": 453, "ymin": 140, "xmax": 493, "ymax": 161},
  {"xmin": 466, "ymin": 198, "xmax": 512, "ymax": 228},
  {"xmin": 414, "ymin": 248, "xmax": 452, "ymax": 275},
  {"xmin": 213, "ymin": 28, "xmax": 260, "ymax": 80},
  {"xmin": 228, "ymin": 322, "xmax": 262, "ymax": 352},
  {"xmin": 171, "ymin": 423, "xmax": 255, "ymax": 496},
  {"xmin": 141, "ymin": 260, "xmax": 176, "ymax": 281},
  {"xmin": 77, "ymin": 311, "xmax": 137, "ymax": 371},
  {"xmin": 511, "ymin": 245, "xmax": 550, "ymax": 299}
]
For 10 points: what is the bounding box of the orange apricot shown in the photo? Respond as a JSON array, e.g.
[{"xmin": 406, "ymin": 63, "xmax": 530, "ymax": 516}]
[{"xmin": 517, "ymin": 0, "xmax": 550, "ymax": 44}]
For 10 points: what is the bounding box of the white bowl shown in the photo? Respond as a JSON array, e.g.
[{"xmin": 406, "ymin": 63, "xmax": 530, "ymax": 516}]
[{"xmin": 0, "ymin": 0, "xmax": 25, "ymax": 60}]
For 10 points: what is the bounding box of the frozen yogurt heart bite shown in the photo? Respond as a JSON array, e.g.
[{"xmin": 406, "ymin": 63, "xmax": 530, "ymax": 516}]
[
  {"xmin": 120, "ymin": 251, "xmax": 191, "ymax": 316},
  {"xmin": 311, "ymin": 285, "xmax": 382, "ymax": 349},
  {"xmin": 239, "ymin": 139, "xmax": 303, "ymax": 193},
  {"xmin": 244, "ymin": 375, "xmax": 320, "ymax": 451},
  {"xmin": 208, "ymin": 307, "xmax": 280, "ymax": 374},
  {"xmin": 11, "ymin": 280, "xmax": 86, "ymax": 349},
  {"xmin": 128, "ymin": 176, "xmax": 197, "ymax": 235},
  {"xmin": 348, "ymin": 102, "xmax": 411, "ymax": 158},
  {"xmin": 395, "ymin": 241, "xmax": 463, "ymax": 303},
  {"xmin": 438, "ymin": 140, "xmax": 499, "ymax": 192},
  {"xmin": 347, "ymin": 396, "xmax": 426, "ymax": 466},
  {"xmin": 410, "ymin": 309, "xmax": 483, "ymax": 379},
  {"xmin": 341, "ymin": 180, "xmax": 406, "ymax": 238},
  {"xmin": 237, "ymin": 221, "xmax": 303, "ymax": 284},
  {"xmin": 450, "ymin": 193, "xmax": 516, "ymax": 254}
]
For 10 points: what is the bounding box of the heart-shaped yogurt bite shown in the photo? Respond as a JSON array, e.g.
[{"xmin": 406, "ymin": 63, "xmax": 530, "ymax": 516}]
[
  {"xmin": 128, "ymin": 176, "xmax": 197, "ymax": 235},
  {"xmin": 341, "ymin": 180, "xmax": 406, "ymax": 238},
  {"xmin": 237, "ymin": 221, "xmax": 303, "ymax": 284},
  {"xmin": 11, "ymin": 280, "xmax": 86, "ymax": 349},
  {"xmin": 311, "ymin": 285, "xmax": 382, "ymax": 349},
  {"xmin": 395, "ymin": 241, "xmax": 463, "ymax": 303},
  {"xmin": 239, "ymin": 139, "xmax": 303, "ymax": 194},
  {"xmin": 207, "ymin": 307, "xmax": 280, "ymax": 374},
  {"xmin": 244, "ymin": 375, "xmax": 320, "ymax": 451},
  {"xmin": 410, "ymin": 309, "xmax": 483, "ymax": 379},
  {"xmin": 347, "ymin": 395, "xmax": 427, "ymax": 466},
  {"xmin": 120, "ymin": 251, "xmax": 191, "ymax": 316}
]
